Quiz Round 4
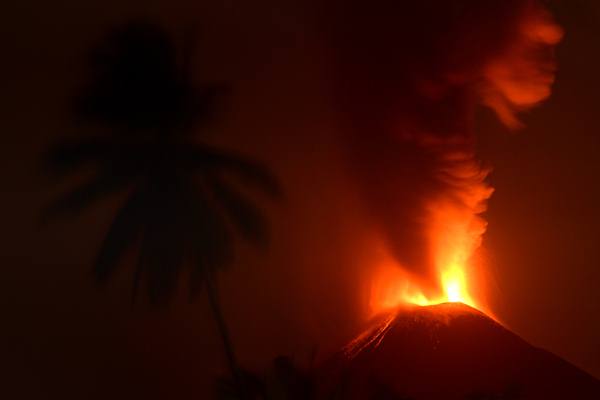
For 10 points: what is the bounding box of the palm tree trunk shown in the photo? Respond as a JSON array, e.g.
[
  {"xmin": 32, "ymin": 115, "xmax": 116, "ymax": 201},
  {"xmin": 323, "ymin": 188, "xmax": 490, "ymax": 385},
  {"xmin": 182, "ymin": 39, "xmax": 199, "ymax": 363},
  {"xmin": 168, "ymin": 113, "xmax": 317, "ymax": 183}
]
[{"xmin": 205, "ymin": 271, "xmax": 246, "ymax": 398}]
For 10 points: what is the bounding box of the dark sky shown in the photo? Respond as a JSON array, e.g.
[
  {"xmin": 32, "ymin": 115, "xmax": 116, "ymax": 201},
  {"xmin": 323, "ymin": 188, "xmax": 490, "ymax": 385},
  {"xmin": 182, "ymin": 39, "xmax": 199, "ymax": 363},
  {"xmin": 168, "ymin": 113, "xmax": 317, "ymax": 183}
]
[
  {"xmin": 2, "ymin": 1, "xmax": 600, "ymax": 398},
  {"xmin": 479, "ymin": 0, "xmax": 600, "ymax": 379}
]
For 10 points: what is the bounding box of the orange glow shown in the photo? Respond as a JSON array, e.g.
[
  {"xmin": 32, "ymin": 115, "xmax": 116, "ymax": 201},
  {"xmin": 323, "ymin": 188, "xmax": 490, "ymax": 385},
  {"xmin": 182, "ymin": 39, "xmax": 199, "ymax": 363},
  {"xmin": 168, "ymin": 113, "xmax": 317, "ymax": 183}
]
[
  {"xmin": 481, "ymin": 2, "xmax": 563, "ymax": 129},
  {"xmin": 370, "ymin": 156, "xmax": 494, "ymax": 317},
  {"xmin": 370, "ymin": 254, "xmax": 487, "ymax": 315},
  {"xmin": 367, "ymin": 1, "xmax": 562, "ymax": 323}
]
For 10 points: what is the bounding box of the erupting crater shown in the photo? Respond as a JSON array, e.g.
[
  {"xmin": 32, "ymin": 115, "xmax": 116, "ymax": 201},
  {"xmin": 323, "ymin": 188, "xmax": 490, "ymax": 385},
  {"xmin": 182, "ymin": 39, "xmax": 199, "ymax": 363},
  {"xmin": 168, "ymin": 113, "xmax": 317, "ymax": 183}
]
[{"xmin": 370, "ymin": 252, "xmax": 494, "ymax": 320}]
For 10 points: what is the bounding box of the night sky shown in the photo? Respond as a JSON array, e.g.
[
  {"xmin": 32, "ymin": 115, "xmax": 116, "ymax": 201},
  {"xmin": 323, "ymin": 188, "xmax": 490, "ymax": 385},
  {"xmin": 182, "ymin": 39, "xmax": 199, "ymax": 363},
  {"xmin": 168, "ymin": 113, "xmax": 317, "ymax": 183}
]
[{"xmin": 2, "ymin": 1, "xmax": 600, "ymax": 398}]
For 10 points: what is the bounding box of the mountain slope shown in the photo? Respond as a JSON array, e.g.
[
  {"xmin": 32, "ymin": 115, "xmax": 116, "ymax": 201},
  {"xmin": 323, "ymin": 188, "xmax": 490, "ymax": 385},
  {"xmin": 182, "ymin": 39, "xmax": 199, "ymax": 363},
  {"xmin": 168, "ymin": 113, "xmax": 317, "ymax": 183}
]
[{"xmin": 318, "ymin": 303, "xmax": 600, "ymax": 399}]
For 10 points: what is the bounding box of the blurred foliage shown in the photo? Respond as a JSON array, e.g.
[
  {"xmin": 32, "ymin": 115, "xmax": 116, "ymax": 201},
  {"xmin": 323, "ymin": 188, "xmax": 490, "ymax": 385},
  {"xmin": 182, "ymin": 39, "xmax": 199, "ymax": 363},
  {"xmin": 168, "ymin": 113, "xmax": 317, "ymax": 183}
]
[
  {"xmin": 216, "ymin": 356, "xmax": 314, "ymax": 400},
  {"xmin": 43, "ymin": 20, "xmax": 281, "ymax": 399}
]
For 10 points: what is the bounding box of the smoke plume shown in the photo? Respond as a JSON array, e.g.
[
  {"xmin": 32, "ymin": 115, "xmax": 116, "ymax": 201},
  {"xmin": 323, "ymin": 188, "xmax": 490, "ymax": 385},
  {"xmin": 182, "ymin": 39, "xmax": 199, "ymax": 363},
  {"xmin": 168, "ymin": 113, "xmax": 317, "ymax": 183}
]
[{"xmin": 324, "ymin": 0, "xmax": 562, "ymax": 293}]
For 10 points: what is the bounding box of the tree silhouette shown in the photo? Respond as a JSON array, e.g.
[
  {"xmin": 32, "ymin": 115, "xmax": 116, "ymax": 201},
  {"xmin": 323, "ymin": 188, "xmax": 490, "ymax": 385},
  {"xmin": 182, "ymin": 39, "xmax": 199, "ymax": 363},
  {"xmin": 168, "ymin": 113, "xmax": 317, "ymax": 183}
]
[
  {"xmin": 42, "ymin": 21, "xmax": 280, "ymax": 396},
  {"xmin": 216, "ymin": 356, "xmax": 314, "ymax": 400}
]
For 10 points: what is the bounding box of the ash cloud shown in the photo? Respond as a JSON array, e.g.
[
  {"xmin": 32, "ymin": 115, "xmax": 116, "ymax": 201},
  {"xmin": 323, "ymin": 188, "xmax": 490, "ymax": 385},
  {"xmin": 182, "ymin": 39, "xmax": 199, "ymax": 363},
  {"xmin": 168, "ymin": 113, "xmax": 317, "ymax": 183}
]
[{"xmin": 323, "ymin": 0, "xmax": 562, "ymax": 288}]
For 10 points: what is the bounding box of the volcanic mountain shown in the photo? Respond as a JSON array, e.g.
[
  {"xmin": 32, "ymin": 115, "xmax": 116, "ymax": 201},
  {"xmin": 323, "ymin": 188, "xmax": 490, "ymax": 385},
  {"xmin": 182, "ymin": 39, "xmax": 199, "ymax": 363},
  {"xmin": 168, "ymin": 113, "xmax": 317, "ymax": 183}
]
[{"xmin": 317, "ymin": 303, "xmax": 600, "ymax": 400}]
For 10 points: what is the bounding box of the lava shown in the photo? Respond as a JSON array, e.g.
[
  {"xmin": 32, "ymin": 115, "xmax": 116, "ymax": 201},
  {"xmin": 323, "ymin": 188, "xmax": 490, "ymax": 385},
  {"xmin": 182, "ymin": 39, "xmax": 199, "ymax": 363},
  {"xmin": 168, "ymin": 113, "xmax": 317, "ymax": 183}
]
[
  {"xmin": 369, "ymin": 180, "xmax": 493, "ymax": 315},
  {"xmin": 371, "ymin": 263, "xmax": 485, "ymax": 312},
  {"xmin": 369, "ymin": 238, "xmax": 493, "ymax": 317}
]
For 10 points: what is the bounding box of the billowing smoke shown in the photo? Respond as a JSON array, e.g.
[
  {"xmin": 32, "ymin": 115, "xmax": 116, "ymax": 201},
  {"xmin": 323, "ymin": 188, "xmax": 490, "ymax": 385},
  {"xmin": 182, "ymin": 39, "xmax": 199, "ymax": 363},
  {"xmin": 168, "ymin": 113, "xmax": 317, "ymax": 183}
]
[{"xmin": 323, "ymin": 0, "xmax": 562, "ymax": 293}]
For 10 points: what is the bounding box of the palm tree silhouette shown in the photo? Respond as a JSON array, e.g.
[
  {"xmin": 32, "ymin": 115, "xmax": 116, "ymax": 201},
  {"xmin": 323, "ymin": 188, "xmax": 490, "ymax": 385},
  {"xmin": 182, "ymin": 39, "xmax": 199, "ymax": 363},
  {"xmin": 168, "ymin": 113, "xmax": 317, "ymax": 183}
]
[{"xmin": 42, "ymin": 21, "xmax": 280, "ymax": 396}]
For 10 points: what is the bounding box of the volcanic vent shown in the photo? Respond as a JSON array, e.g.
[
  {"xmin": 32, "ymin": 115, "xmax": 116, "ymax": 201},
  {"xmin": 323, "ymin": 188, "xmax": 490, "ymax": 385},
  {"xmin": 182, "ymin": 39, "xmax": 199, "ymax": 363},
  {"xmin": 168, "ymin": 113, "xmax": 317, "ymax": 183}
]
[{"xmin": 318, "ymin": 303, "xmax": 600, "ymax": 400}]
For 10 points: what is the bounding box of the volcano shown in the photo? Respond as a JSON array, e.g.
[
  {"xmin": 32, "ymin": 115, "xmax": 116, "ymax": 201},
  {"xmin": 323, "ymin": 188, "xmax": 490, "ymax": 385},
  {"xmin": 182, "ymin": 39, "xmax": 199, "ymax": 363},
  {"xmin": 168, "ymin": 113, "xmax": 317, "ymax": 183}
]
[{"xmin": 318, "ymin": 303, "xmax": 600, "ymax": 399}]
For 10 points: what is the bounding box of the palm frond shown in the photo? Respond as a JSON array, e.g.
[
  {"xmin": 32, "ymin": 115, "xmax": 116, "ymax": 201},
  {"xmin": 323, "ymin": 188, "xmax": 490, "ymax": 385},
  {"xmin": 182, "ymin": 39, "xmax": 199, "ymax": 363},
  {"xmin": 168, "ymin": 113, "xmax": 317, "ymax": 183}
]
[
  {"xmin": 184, "ymin": 145, "xmax": 282, "ymax": 199},
  {"xmin": 139, "ymin": 216, "xmax": 186, "ymax": 305},
  {"xmin": 94, "ymin": 187, "xmax": 146, "ymax": 282},
  {"xmin": 44, "ymin": 138, "xmax": 119, "ymax": 175},
  {"xmin": 210, "ymin": 177, "xmax": 269, "ymax": 249},
  {"xmin": 41, "ymin": 169, "xmax": 132, "ymax": 221},
  {"xmin": 186, "ymin": 183, "xmax": 234, "ymax": 293},
  {"xmin": 136, "ymin": 176, "xmax": 190, "ymax": 304}
]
